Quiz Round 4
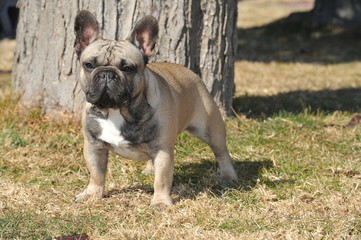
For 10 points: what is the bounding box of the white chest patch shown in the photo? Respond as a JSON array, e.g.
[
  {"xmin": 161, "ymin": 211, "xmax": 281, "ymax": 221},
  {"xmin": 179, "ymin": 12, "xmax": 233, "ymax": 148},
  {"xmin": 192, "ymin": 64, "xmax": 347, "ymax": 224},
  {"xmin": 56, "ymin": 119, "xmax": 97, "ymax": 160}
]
[
  {"xmin": 96, "ymin": 109, "xmax": 128, "ymax": 147},
  {"xmin": 96, "ymin": 109, "xmax": 148, "ymax": 160}
]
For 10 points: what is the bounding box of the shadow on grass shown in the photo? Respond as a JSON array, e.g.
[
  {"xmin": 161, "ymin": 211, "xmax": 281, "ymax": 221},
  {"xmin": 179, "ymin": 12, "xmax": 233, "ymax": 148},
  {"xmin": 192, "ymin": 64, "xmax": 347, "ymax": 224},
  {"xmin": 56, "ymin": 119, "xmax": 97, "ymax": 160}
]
[
  {"xmin": 172, "ymin": 159, "xmax": 282, "ymax": 202},
  {"xmin": 237, "ymin": 15, "xmax": 361, "ymax": 64},
  {"xmin": 103, "ymin": 159, "xmax": 288, "ymax": 202},
  {"xmin": 233, "ymin": 88, "xmax": 361, "ymax": 118},
  {"xmin": 235, "ymin": 14, "xmax": 361, "ymax": 118}
]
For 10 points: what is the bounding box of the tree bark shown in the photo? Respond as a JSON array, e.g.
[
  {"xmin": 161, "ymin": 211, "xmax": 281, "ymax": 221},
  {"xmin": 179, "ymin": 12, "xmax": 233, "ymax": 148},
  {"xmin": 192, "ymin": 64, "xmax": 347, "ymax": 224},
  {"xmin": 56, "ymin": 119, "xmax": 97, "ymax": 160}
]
[{"xmin": 13, "ymin": 0, "xmax": 237, "ymax": 119}]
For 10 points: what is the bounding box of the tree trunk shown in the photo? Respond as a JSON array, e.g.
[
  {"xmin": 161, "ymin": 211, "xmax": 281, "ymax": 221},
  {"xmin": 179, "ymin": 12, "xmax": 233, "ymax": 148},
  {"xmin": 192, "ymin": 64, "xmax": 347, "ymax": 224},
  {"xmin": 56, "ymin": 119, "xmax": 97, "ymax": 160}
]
[
  {"xmin": 13, "ymin": 0, "xmax": 237, "ymax": 119},
  {"xmin": 312, "ymin": 0, "xmax": 361, "ymax": 27}
]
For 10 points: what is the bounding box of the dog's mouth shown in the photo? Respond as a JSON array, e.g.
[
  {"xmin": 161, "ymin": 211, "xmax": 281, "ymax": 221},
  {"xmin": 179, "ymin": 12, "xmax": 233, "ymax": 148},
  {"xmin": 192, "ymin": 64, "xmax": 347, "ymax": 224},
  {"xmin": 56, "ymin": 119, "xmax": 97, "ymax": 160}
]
[{"xmin": 86, "ymin": 70, "xmax": 132, "ymax": 109}]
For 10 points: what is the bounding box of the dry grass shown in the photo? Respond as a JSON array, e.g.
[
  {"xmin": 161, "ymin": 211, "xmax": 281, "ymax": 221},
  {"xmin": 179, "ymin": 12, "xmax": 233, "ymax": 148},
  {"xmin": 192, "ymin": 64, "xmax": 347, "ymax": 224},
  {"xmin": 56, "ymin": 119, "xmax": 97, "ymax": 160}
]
[
  {"xmin": 237, "ymin": 0, "xmax": 314, "ymax": 28},
  {"xmin": 1, "ymin": 1, "xmax": 361, "ymax": 239},
  {"xmin": 0, "ymin": 39, "xmax": 16, "ymax": 72}
]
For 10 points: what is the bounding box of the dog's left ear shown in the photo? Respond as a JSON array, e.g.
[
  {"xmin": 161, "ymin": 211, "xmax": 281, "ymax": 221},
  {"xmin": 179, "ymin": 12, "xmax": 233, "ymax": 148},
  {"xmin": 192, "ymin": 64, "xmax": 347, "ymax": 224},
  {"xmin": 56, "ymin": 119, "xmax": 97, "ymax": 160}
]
[{"xmin": 127, "ymin": 16, "xmax": 159, "ymax": 59}]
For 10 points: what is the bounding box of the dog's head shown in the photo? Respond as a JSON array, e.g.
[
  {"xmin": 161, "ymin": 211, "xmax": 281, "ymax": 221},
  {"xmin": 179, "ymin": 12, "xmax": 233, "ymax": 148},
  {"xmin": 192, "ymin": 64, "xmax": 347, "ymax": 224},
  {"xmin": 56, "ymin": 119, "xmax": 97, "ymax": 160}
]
[{"xmin": 74, "ymin": 10, "xmax": 158, "ymax": 109}]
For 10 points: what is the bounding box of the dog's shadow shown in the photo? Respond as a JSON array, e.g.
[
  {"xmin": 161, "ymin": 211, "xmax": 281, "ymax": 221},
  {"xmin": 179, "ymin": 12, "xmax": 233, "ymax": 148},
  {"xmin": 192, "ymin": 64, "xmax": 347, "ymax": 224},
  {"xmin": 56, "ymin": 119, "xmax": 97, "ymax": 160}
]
[
  {"xmin": 104, "ymin": 159, "xmax": 291, "ymax": 203},
  {"xmin": 172, "ymin": 159, "xmax": 277, "ymax": 202}
]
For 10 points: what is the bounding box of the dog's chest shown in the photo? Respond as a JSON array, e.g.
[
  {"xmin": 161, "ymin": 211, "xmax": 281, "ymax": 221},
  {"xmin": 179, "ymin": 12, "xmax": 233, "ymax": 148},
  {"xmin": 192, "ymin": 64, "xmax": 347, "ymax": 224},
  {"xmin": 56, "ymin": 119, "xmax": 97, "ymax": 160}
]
[{"xmin": 94, "ymin": 109, "xmax": 148, "ymax": 160}]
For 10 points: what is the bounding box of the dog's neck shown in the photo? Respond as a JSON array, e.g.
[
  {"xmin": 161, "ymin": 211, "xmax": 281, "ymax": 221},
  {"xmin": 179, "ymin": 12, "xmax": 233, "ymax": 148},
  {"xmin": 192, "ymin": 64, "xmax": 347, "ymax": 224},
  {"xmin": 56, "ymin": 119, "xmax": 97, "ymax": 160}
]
[
  {"xmin": 119, "ymin": 91, "xmax": 152, "ymax": 123},
  {"xmin": 94, "ymin": 92, "xmax": 152, "ymax": 124}
]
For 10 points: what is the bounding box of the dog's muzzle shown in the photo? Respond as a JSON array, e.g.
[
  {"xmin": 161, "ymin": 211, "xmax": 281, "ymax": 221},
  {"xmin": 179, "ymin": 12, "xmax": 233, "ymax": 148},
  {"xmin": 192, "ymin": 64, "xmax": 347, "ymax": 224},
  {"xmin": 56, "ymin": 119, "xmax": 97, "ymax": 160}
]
[{"xmin": 86, "ymin": 69, "xmax": 132, "ymax": 109}]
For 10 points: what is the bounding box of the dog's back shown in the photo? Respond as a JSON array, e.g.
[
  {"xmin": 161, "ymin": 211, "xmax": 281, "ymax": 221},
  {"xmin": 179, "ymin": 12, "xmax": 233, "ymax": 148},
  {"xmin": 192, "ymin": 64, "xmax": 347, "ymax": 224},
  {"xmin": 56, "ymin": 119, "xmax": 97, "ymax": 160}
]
[
  {"xmin": 147, "ymin": 61, "xmax": 216, "ymax": 110},
  {"xmin": 147, "ymin": 62, "xmax": 202, "ymax": 90}
]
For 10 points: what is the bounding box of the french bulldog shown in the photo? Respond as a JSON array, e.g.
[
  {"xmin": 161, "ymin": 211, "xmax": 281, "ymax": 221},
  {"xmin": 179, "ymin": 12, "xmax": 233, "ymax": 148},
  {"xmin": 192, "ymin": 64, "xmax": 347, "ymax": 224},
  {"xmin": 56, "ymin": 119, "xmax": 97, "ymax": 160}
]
[{"xmin": 73, "ymin": 10, "xmax": 238, "ymax": 208}]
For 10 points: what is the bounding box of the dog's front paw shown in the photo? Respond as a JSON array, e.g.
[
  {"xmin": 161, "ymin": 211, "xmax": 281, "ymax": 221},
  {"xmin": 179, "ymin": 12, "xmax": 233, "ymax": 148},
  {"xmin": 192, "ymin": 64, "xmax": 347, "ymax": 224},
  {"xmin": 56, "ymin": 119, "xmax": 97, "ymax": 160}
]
[
  {"xmin": 74, "ymin": 187, "xmax": 103, "ymax": 202},
  {"xmin": 74, "ymin": 191, "xmax": 88, "ymax": 202},
  {"xmin": 151, "ymin": 196, "xmax": 173, "ymax": 210}
]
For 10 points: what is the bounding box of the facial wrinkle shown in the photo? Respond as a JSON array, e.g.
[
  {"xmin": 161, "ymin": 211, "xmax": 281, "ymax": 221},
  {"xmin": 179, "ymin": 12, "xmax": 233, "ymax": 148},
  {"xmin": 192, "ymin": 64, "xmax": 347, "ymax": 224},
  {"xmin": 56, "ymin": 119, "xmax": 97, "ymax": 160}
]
[{"xmin": 105, "ymin": 41, "xmax": 116, "ymax": 65}]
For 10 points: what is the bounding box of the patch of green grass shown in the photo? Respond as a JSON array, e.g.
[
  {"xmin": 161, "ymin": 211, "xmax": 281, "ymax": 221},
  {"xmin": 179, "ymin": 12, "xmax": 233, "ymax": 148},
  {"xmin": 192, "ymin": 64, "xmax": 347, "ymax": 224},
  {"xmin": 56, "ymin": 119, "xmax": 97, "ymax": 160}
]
[
  {"xmin": 219, "ymin": 219, "xmax": 241, "ymax": 231},
  {"xmin": 0, "ymin": 127, "xmax": 28, "ymax": 147},
  {"xmin": 0, "ymin": 209, "xmax": 109, "ymax": 240}
]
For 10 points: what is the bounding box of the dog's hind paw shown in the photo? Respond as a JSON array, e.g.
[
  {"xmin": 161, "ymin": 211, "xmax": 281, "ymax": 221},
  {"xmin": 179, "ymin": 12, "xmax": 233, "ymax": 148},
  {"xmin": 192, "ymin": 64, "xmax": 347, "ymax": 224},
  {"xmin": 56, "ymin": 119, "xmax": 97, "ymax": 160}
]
[
  {"xmin": 219, "ymin": 168, "xmax": 238, "ymax": 186},
  {"xmin": 142, "ymin": 160, "xmax": 154, "ymax": 175}
]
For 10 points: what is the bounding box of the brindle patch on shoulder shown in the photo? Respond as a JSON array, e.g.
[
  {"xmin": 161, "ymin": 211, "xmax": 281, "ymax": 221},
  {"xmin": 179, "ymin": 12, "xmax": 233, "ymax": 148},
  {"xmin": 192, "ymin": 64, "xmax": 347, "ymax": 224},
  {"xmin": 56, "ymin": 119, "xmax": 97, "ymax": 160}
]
[
  {"xmin": 120, "ymin": 97, "xmax": 159, "ymax": 145},
  {"xmin": 84, "ymin": 106, "xmax": 106, "ymax": 140}
]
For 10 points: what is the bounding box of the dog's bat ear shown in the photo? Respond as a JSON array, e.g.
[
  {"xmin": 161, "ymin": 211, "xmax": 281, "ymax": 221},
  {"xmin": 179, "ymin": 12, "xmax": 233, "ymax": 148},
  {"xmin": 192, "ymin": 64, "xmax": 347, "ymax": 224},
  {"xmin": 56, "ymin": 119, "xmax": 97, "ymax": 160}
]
[
  {"xmin": 127, "ymin": 16, "xmax": 159, "ymax": 60},
  {"xmin": 74, "ymin": 10, "xmax": 100, "ymax": 57}
]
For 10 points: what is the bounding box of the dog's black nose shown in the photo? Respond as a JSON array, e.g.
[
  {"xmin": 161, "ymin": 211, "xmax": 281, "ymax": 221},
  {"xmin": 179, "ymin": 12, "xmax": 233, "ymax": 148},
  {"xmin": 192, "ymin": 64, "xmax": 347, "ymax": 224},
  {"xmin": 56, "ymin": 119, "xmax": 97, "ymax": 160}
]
[{"xmin": 99, "ymin": 70, "xmax": 115, "ymax": 81}]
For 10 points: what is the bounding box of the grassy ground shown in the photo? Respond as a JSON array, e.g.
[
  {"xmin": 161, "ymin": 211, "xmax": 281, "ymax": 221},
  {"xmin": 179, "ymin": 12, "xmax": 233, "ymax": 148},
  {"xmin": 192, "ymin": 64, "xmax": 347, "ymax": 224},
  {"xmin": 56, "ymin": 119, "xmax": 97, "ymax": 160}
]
[{"xmin": 1, "ymin": 0, "xmax": 361, "ymax": 239}]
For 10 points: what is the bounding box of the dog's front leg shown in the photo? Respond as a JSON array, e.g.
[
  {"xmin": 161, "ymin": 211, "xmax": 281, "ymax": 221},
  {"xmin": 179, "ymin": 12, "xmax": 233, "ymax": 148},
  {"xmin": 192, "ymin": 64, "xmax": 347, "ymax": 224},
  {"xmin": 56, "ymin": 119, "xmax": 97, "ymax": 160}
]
[
  {"xmin": 151, "ymin": 149, "xmax": 174, "ymax": 208},
  {"xmin": 75, "ymin": 139, "xmax": 109, "ymax": 202}
]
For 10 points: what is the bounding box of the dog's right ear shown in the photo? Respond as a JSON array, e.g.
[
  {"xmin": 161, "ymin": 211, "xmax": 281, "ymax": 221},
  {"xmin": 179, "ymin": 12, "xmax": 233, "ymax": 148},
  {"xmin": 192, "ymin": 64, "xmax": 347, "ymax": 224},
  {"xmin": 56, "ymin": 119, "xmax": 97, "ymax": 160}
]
[{"xmin": 74, "ymin": 10, "xmax": 100, "ymax": 57}]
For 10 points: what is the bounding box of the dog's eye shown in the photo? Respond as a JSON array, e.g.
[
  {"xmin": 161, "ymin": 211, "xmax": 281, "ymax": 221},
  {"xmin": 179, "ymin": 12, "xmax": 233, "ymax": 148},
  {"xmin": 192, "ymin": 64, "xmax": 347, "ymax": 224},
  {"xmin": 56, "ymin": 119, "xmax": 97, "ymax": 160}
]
[
  {"xmin": 122, "ymin": 66, "xmax": 135, "ymax": 74},
  {"xmin": 83, "ymin": 62, "xmax": 94, "ymax": 71}
]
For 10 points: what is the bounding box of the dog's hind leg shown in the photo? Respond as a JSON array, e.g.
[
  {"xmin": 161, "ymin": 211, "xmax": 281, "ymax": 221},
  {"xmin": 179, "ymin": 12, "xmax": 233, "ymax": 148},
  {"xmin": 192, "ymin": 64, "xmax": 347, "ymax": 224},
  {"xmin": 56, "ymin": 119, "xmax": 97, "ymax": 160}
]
[
  {"xmin": 187, "ymin": 116, "xmax": 238, "ymax": 185},
  {"xmin": 142, "ymin": 159, "xmax": 154, "ymax": 175}
]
